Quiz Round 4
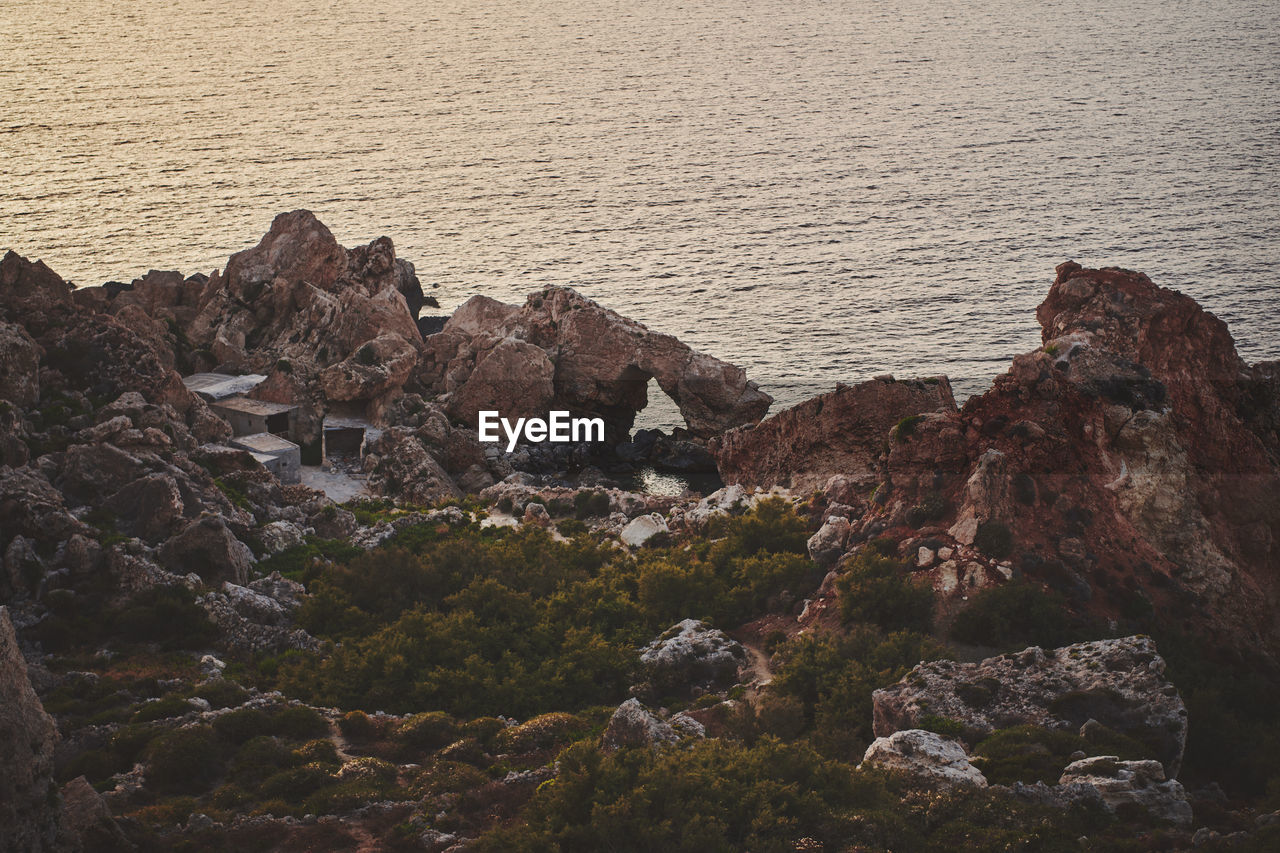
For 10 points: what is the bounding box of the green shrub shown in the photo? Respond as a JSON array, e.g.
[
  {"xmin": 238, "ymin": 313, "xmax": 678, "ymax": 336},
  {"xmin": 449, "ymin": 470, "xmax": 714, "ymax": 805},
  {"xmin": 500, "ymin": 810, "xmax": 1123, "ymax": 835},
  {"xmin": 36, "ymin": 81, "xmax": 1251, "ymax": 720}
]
[
  {"xmin": 131, "ymin": 696, "xmax": 193, "ymax": 723},
  {"xmin": 194, "ymin": 679, "xmax": 250, "ymax": 710},
  {"xmin": 971, "ymin": 725, "xmax": 1143, "ymax": 786},
  {"xmin": 918, "ymin": 715, "xmax": 965, "ymax": 738},
  {"xmin": 258, "ymin": 764, "xmax": 335, "ymax": 802},
  {"xmin": 556, "ymin": 518, "xmax": 588, "ymax": 537},
  {"xmin": 948, "ymin": 583, "xmax": 1071, "ymax": 650},
  {"xmin": 837, "ymin": 551, "xmax": 935, "ymax": 634},
  {"xmin": 493, "ymin": 712, "xmax": 584, "ymax": 753},
  {"xmin": 893, "ymin": 414, "xmax": 924, "ymax": 442},
  {"xmin": 397, "ymin": 711, "xmax": 459, "ymax": 752},
  {"xmin": 109, "ymin": 586, "xmax": 218, "ymax": 648},
  {"xmin": 339, "ymin": 710, "xmax": 377, "ymax": 741},
  {"xmin": 147, "ymin": 725, "xmax": 226, "ymax": 795},
  {"xmin": 973, "ymin": 520, "xmax": 1013, "ymax": 558}
]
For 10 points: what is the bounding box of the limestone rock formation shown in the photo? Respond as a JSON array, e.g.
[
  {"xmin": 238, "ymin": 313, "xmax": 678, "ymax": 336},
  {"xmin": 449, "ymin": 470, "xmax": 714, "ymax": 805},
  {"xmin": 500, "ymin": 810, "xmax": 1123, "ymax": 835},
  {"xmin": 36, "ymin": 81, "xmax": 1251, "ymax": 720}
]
[
  {"xmin": 601, "ymin": 698, "xmax": 705, "ymax": 751},
  {"xmin": 0, "ymin": 607, "xmax": 62, "ymax": 852},
  {"xmin": 158, "ymin": 517, "xmax": 255, "ymax": 586},
  {"xmin": 1059, "ymin": 756, "xmax": 1192, "ymax": 825},
  {"xmin": 872, "ymin": 636, "xmax": 1188, "ymax": 776},
  {"xmin": 620, "ymin": 513, "xmax": 669, "ymax": 547},
  {"xmin": 186, "ymin": 212, "xmax": 424, "ymax": 375},
  {"xmin": 712, "ymin": 376, "xmax": 956, "ymax": 492},
  {"xmin": 422, "ymin": 286, "xmax": 771, "ymax": 438},
  {"xmin": 859, "ymin": 729, "xmax": 988, "ymax": 789},
  {"xmin": 639, "ymin": 619, "xmax": 747, "ymax": 693},
  {"xmin": 807, "ymin": 516, "xmax": 851, "ymax": 566}
]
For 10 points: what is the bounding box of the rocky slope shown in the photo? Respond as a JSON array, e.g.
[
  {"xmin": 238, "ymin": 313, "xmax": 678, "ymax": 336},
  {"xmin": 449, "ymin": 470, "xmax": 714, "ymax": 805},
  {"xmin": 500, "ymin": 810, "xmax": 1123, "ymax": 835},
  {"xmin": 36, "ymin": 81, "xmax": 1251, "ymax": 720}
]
[{"xmin": 3, "ymin": 222, "xmax": 1279, "ymax": 849}]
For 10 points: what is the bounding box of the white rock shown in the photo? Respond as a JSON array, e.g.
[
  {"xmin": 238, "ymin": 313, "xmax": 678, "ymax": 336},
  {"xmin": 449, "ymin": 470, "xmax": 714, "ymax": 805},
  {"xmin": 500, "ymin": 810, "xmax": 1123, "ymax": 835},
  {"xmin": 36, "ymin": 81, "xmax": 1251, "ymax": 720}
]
[
  {"xmin": 937, "ymin": 546, "xmax": 954, "ymax": 560},
  {"xmin": 621, "ymin": 513, "xmax": 668, "ymax": 547},
  {"xmin": 916, "ymin": 546, "xmax": 935, "ymax": 568},
  {"xmin": 1059, "ymin": 756, "xmax": 1192, "ymax": 826},
  {"xmin": 807, "ymin": 516, "xmax": 850, "ymax": 566},
  {"xmin": 860, "ymin": 729, "xmax": 987, "ymax": 789}
]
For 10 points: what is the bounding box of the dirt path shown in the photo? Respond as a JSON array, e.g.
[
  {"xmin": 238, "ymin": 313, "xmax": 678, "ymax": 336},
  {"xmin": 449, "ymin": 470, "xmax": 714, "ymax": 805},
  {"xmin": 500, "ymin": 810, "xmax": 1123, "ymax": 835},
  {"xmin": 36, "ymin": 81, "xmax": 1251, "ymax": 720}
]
[{"xmin": 740, "ymin": 641, "xmax": 774, "ymax": 705}]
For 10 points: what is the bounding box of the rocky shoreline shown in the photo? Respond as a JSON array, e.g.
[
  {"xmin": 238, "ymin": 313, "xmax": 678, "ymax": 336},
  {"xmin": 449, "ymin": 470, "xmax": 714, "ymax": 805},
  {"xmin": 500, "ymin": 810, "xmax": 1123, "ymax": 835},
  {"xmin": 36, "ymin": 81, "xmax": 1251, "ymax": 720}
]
[{"xmin": 2, "ymin": 213, "xmax": 1279, "ymax": 851}]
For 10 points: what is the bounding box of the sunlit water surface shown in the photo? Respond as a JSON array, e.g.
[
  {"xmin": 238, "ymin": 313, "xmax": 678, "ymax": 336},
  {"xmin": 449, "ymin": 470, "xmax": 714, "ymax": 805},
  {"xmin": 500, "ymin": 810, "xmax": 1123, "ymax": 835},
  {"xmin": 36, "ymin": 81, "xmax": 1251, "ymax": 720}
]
[{"xmin": 3, "ymin": 0, "xmax": 1277, "ymax": 430}]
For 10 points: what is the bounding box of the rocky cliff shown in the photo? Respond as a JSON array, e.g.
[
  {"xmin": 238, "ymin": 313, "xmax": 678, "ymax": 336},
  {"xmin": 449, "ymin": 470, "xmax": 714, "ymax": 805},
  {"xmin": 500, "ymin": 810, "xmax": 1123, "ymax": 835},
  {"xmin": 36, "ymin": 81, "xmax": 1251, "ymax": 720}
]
[{"xmin": 723, "ymin": 263, "xmax": 1280, "ymax": 658}]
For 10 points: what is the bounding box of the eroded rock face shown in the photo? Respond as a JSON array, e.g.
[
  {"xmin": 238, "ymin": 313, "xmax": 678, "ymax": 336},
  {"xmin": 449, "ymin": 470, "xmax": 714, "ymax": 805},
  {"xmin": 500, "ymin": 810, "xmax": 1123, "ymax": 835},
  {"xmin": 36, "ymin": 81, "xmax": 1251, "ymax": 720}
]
[
  {"xmin": 872, "ymin": 636, "xmax": 1188, "ymax": 776},
  {"xmin": 0, "ymin": 321, "xmax": 41, "ymax": 407},
  {"xmin": 862, "ymin": 263, "xmax": 1280, "ymax": 657},
  {"xmin": 712, "ymin": 376, "xmax": 956, "ymax": 492},
  {"xmin": 422, "ymin": 287, "xmax": 771, "ymax": 438},
  {"xmin": 859, "ymin": 729, "xmax": 988, "ymax": 790},
  {"xmin": 187, "ymin": 213, "xmax": 424, "ymax": 378},
  {"xmin": 639, "ymin": 619, "xmax": 747, "ymax": 693},
  {"xmin": 0, "ymin": 607, "xmax": 61, "ymax": 852},
  {"xmin": 1059, "ymin": 756, "xmax": 1192, "ymax": 825}
]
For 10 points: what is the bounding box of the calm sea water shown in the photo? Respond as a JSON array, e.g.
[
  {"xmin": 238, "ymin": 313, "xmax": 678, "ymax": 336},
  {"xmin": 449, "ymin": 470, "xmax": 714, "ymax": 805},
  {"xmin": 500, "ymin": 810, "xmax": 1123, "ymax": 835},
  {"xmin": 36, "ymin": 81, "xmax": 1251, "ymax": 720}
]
[{"xmin": 3, "ymin": 0, "xmax": 1278, "ymax": 428}]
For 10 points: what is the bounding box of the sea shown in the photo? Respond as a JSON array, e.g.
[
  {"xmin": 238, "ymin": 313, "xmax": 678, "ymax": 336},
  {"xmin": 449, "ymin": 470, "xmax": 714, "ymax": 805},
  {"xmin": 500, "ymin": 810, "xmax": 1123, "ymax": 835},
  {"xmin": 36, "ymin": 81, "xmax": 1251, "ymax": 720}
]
[{"xmin": 3, "ymin": 0, "xmax": 1278, "ymax": 431}]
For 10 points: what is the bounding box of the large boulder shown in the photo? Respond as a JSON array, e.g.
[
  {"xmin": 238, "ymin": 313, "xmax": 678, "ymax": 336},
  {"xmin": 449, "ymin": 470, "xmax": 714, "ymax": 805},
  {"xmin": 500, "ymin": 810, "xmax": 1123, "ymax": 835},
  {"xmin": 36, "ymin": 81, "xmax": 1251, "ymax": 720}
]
[
  {"xmin": 158, "ymin": 516, "xmax": 254, "ymax": 585},
  {"xmin": 423, "ymin": 287, "xmax": 771, "ymax": 438},
  {"xmin": 859, "ymin": 729, "xmax": 988, "ymax": 790},
  {"xmin": 639, "ymin": 619, "xmax": 747, "ymax": 693},
  {"xmin": 1059, "ymin": 756, "xmax": 1192, "ymax": 825},
  {"xmin": 872, "ymin": 636, "xmax": 1188, "ymax": 776},
  {"xmin": 0, "ymin": 607, "xmax": 61, "ymax": 852},
  {"xmin": 712, "ymin": 376, "xmax": 956, "ymax": 492}
]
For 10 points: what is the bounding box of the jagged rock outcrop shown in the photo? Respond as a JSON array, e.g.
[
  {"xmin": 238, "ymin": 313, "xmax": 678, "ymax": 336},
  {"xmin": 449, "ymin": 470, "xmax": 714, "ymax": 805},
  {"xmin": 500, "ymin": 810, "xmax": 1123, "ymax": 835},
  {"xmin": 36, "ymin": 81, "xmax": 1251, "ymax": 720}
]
[
  {"xmin": 860, "ymin": 263, "xmax": 1280, "ymax": 656},
  {"xmin": 601, "ymin": 699, "xmax": 705, "ymax": 750},
  {"xmin": 197, "ymin": 577, "xmax": 319, "ymax": 656},
  {"xmin": 872, "ymin": 636, "xmax": 1188, "ymax": 776},
  {"xmin": 422, "ymin": 287, "xmax": 772, "ymax": 438},
  {"xmin": 639, "ymin": 619, "xmax": 747, "ymax": 693},
  {"xmin": 186, "ymin": 211, "xmax": 424, "ymax": 376},
  {"xmin": 712, "ymin": 376, "xmax": 956, "ymax": 492},
  {"xmin": 1059, "ymin": 756, "xmax": 1192, "ymax": 825},
  {"xmin": 0, "ymin": 607, "xmax": 62, "ymax": 852},
  {"xmin": 859, "ymin": 729, "xmax": 988, "ymax": 789}
]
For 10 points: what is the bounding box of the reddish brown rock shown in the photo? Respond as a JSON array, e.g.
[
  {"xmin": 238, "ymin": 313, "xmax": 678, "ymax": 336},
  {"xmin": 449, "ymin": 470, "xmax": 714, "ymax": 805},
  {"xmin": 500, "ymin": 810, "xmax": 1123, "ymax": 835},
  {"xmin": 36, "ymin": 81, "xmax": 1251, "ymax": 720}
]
[
  {"xmin": 423, "ymin": 287, "xmax": 771, "ymax": 438},
  {"xmin": 711, "ymin": 376, "xmax": 956, "ymax": 493},
  {"xmin": 187, "ymin": 212, "xmax": 424, "ymax": 400},
  {"xmin": 0, "ymin": 321, "xmax": 41, "ymax": 408},
  {"xmin": 867, "ymin": 263, "xmax": 1280, "ymax": 655}
]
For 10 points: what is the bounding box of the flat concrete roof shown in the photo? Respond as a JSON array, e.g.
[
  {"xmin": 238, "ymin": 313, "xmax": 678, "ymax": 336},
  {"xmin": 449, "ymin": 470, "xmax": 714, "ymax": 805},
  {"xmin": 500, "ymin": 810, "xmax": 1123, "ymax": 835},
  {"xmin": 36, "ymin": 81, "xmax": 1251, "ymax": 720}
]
[
  {"xmin": 211, "ymin": 396, "xmax": 296, "ymax": 416},
  {"xmin": 183, "ymin": 373, "xmax": 268, "ymax": 400},
  {"xmin": 231, "ymin": 433, "xmax": 299, "ymax": 454},
  {"xmin": 323, "ymin": 416, "xmax": 371, "ymax": 430}
]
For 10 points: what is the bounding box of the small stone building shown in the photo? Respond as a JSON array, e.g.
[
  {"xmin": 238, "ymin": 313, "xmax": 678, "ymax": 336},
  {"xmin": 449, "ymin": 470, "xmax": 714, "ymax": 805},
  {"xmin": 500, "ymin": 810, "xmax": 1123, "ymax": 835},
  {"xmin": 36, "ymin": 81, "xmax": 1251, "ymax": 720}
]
[
  {"xmin": 210, "ymin": 397, "xmax": 298, "ymax": 440},
  {"xmin": 229, "ymin": 433, "xmax": 302, "ymax": 484},
  {"xmin": 323, "ymin": 416, "xmax": 379, "ymax": 460}
]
